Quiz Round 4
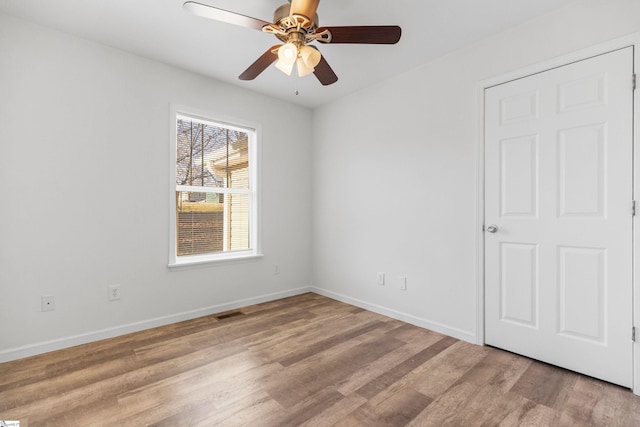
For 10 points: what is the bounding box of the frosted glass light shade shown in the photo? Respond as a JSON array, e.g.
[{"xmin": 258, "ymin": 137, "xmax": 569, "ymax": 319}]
[
  {"xmin": 278, "ymin": 43, "xmax": 298, "ymax": 65},
  {"xmin": 299, "ymin": 45, "xmax": 321, "ymax": 68},
  {"xmin": 275, "ymin": 42, "xmax": 298, "ymax": 76},
  {"xmin": 275, "ymin": 59, "xmax": 295, "ymax": 75},
  {"xmin": 296, "ymin": 58, "xmax": 314, "ymax": 77}
]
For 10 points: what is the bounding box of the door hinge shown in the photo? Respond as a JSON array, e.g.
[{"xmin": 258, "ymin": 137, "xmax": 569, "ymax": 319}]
[
  {"xmin": 634, "ymin": 73, "xmax": 637, "ymax": 91},
  {"xmin": 633, "ymin": 200, "xmax": 636, "ymax": 216},
  {"xmin": 633, "ymin": 326, "xmax": 637, "ymax": 343}
]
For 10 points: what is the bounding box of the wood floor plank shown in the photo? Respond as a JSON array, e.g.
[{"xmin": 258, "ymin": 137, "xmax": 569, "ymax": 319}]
[
  {"xmin": 299, "ymin": 393, "xmax": 368, "ymax": 427},
  {"xmin": 454, "ymin": 346, "xmax": 533, "ymax": 393},
  {"xmin": 344, "ymin": 387, "xmax": 433, "ymax": 427},
  {"xmin": 277, "ymin": 320, "xmax": 386, "ymax": 366},
  {"xmin": 266, "ymin": 333, "xmax": 406, "ymax": 407},
  {"xmin": 446, "ymin": 386, "xmax": 542, "ymax": 426},
  {"xmin": 250, "ymin": 309, "xmax": 386, "ymax": 362},
  {"xmin": 410, "ymin": 340, "xmax": 491, "ymax": 399},
  {"xmin": 557, "ymin": 376, "xmax": 640, "ymax": 426},
  {"xmin": 497, "ymin": 402, "xmax": 556, "ymax": 427},
  {"xmin": 115, "ymin": 353, "xmax": 269, "ymax": 423},
  {"xmin": 0, "ymin": 342, "xmax": 247, "ymax": 420},
  {"xmin": 356, "ymin": 335, "xmax": 457, "ymax": 400},
  {"xmin": 1, "ymin": 292, "xmax": 639, "ymax": 426},
  {"xmin": 335, "ymin": 333, "xmax": 443, "ymax": 396},
  {"xmin": 265, "ymin": 388, "xmax": 346, "ymax": 426},
  {"xmin": 406, "ymin": 382, "xmax": 481, "ymax": 426},
  {"xmin": 510, "ymin": 360, "xmax": 579, "ymax": 409}
]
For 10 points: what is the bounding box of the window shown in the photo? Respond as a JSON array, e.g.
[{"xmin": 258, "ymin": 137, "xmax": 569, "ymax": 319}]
[{"xmin": 169, "ymin": 108, "xmax": 259, "ymax": 266}]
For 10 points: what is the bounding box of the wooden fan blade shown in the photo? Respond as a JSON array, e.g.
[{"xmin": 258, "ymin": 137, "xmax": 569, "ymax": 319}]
[
  {"xmin": 183, "ymin": 1, "xmax": 271, "ymax": 31},
  {"xmin": 313, "ymin": 55, "xmax": 338, "ymax": 86},
  {"xmin": 317, "ymin": 26, "xmax": 402, "ymax": 44},
  {"xmin": 239, "ymin": 45, "xmax": 280, "ymax": 81},
  {"xmin": 290, "ymin": 0, "xmax": 320, "ymax": 20}
]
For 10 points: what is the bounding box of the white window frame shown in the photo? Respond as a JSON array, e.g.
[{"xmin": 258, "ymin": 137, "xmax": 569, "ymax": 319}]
[{"xmin": 169, "ymin": 105, "xmax": 261, "ymax": 267}]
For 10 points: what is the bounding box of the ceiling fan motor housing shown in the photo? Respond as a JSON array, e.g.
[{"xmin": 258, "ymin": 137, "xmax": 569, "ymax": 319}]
[{"xmin": 274, "ymin": 3, "xmax": 319, "ymax": 33}]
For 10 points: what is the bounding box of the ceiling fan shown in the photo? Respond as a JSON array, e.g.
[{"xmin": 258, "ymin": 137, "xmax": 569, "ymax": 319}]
[{"xmin": 183, "ymin": 0, "xmax": 402, "ymax": 86}]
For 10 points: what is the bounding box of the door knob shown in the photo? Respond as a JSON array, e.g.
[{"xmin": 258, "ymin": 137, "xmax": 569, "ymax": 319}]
[{"xmin": 486, "ymin": 225, "xmax": 498, "ymax": 233}]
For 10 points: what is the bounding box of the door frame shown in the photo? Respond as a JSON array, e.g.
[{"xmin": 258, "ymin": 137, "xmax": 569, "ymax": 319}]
[{"xmin": 475, "ymin": 33, "xmax": 640, "ymax": 394}]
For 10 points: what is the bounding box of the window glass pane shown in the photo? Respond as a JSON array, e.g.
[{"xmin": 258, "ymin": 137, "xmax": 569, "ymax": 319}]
[
  {"xmin": 176, "ymin": 191, "xmax": 249, "ymax": 256},
  {"xmin": 176, "ymin": 116, "xmax": 249, "ymax": 189},
  {"xmin": 224, "ymin": 192, "xmax": 250, "ymax": 251}
]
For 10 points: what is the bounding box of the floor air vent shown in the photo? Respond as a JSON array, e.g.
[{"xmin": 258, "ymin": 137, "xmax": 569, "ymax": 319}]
[{"xmin": 215, "ymin": 311, "xmax": 245, "ymax": 320}]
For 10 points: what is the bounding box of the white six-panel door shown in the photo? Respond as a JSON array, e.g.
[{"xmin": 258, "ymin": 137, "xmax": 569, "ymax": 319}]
[{"xmin": 484, "ymin": 47, "xmax": 634, "ymax": 387}]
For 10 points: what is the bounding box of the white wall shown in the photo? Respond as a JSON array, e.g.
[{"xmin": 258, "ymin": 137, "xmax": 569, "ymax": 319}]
[
  {"xmin": 0, "ymin": 13, "xmax": 313, "ymax": 360},
  {"xmin": 311, "ymin": 0, "xmax": 640, "ymax": 342}
]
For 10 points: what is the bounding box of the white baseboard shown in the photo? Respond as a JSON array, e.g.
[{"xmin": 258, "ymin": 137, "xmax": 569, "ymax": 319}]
[
  {"xmin": 0, "ymin": 286, "xmax": 313, "ymax": 363},
  {"xmin": 1, "ymin": 286, "xmax": 477, "ymax": 363},
  {"xmin": 311, "ymin": 286, "xmax": 477, "ymax": 344}
]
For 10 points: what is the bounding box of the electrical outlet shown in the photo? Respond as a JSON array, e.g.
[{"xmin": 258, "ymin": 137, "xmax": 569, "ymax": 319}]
[
  {"xmin": 108, "ymin": 285, "xmax": 121, "ymax": 301},
  {"xmin": 377, "ymin": 272, "xmax": 385, "ymax": 286},
  {"xmin": 399, "ymin": 276, "xmax": 407, "ymax": 291},
  {"xmin": 273, "ymin": 264, "xmax": 280, "ymax": 275},
  {"xmin": 41, "ymin": 295, "xmax": 55, "ymax": 312}
]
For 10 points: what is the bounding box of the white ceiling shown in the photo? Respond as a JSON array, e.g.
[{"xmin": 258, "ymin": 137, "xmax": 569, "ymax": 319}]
[{"xmin": 0, "ymin": 0, "xmax": 577, "ymax": 108}]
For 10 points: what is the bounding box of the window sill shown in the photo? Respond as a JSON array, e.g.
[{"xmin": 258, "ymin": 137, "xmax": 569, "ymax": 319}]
[{"xmin": 168, "ymin": 252, "xmax": 264, "ymax": 270}]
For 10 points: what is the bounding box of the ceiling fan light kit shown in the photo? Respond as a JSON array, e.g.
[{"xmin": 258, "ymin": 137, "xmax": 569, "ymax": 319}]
[
  {"xmin": 276, "ymin": 43, "xmax": 321, "ymax": 77},
  {"xmin": 296, "ymin": 57, "xmax": 315, "ymax": 77},
  {"xmin": 275, "ymin": 45, "xmax": 295, "ymax": 75},
  {"xmin": 300, "ymin": 45, "xmax": 321, "ymax": 68},
  {"xmin": 183, "ymin": 0, "xmax": 402, "ymax": 86}
]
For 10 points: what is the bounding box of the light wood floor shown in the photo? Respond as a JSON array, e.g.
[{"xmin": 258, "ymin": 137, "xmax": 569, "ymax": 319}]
[{"xmin": 1, "ymin": 293, "xmax": 639, "ymax": 426}]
